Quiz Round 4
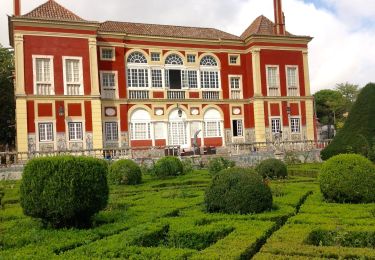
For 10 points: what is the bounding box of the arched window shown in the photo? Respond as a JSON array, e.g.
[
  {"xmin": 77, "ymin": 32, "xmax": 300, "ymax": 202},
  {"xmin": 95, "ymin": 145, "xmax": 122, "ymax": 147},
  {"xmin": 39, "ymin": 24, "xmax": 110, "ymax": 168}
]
[
  {"xmin": 127, "ymin": 52, "xmax": 147, "ymax": 64},
  {"xmin": 130, "ymin": 109, "xmax": 151, "ymax": 140},
  {"xmin": 165, "ymin": 54, "xmax": 184, "ymax": 65},
  {"xmin": 200, "ymin": 55, "xmax": 218, "ymax": 66},
  {"xmin": 203, "ymin": 108, "xmax": 222, "ymax": 137}
]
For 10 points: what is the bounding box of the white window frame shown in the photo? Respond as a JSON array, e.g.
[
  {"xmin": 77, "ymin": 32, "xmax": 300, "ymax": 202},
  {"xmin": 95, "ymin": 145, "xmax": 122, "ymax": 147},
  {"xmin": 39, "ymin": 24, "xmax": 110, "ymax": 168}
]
[
  {"xmin": 104, "ymin": 121, "xmax": 119, "ymax": 142},
  {"xmin": 68, "ymin": 122, "xmax": 84, "ymax": 141},
  {"xmin": 232, "ymin": 119, "xmax": 243, "ymax": 137},
  {"xmin": 151, "ymin": 68, "xmax": 163, "ymax": 88},
  {"xmin": 228, "ymin": 54, "xmax": 240, "ymax": 66},
  {"xmin": 63, "ymin": 56, "xmax": 84, "ymax": 95},
  {"xmin": 150, "ymin": 52, "xmax": 161, "ymax": 62},
  {"xmin": 286, "ymin": 65, "xmax": 300, "ymax": 96},
  {"xmin": 33, "ymin": 55, "xmax": 55, "ymax": 95},
  {"xmin": 100, "ymin": 47, "xmax": 115, "ymax": 61},
  {"xmin": 130, "ymin": 121, "xmax": 151, "ymax": 140},
  {"xmin": 204, "ymin": 121, "xmax": 222, "ymax": 137},
  {"xmin": 100, "ymin": 71, "xmax": 118, "ymax": 98},
  {"xmin": 271, "ymin": 117, "xmax": 281, "ymax": 134},
  {"xmin": 266, "ymin": 65, "xmax": 280, "ymax": 96},
  {"xmin": 229, "ymin": 75, "xmax": 242, "ymax": 99},
  {"xmin": 38, "ymin": 122, "xmax": 54, "ymax": 142},
  {"xmin": 187, "ymin": 54, "xmax": 196, "ymax": 63},
  {"xmin": 290, "ymin": 117, "xmax": 301, "ymax": 133}
]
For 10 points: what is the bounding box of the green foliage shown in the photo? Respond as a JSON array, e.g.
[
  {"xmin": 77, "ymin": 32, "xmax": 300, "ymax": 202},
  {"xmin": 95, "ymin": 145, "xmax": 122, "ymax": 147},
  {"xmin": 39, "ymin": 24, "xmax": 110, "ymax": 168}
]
[
  {"xmin": 319, "ymin": 154, "xmax": 375, "ymax": 203},
  {"xmin": 0, "ymin": 45, "xmax": 15, "ymax": 147},
  {"xmin": 154, "ymin": 156, "xmax": 184, "ymax": 178},
  {"xmin": 0, "ymin": 187, "xmax": 4, "ymax": 209},
  {"xmin": 20, "ymin": 156, "xmax": 109, "ymax": 228},
  {"xmin": 321, "ymin": 83, "xmax": 375, "ymax": 160},
  {"xmin": 181, "ymin": 158, "xmax": 194, "ymax": 175},
  {"xmin": 108, "ymin": 159, "xmax": 142, "ymax": 185},
  {"xmin": 256, "ymin": 158, "xmax": 288, "ymax": 179},
  {"xmin": 205, "ymin": 167, "xmax": 273, "ymax": 214},
  {"xmin": 335, "ymin": 82, "xmax": 360, "ymax": 106},
  {"xmin": 207, "ymin": 157, "xmax": 236, "ymax": 175},
  {"xmin": 287, "ymin": 163, "xmax": 322, "ymax": 178},
  {"xmin": 314, "ymin": 89, "xmax": 346, "ymax": 126}
]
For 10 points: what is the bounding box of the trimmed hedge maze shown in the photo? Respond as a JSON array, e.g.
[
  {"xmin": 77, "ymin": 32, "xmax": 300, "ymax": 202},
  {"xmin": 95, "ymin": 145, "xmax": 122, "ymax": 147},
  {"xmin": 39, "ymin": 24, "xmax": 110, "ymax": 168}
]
[{"xmin": 1, "ymin": 169, "xmax": 374, "ymax": 259}]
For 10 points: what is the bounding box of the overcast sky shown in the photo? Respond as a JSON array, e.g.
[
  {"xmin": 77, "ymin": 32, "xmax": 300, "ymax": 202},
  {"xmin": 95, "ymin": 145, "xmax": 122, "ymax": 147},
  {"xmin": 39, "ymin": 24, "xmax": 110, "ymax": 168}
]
[{"xmin": 1, "ymin": 0, "xmax": 374, "ymax": 93}]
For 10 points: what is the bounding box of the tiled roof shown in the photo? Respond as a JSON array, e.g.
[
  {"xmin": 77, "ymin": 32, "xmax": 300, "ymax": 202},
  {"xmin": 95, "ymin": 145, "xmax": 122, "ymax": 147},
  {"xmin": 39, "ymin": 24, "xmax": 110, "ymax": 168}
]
[
  {"xmin": 99, "ymin": 21, "xmax": 241, "ymax": 41},
  {"xmin": 21, "ymin": 0, "xmax": 86, "ymax": 22},
  {"xmin": 240, "ymin": 15, "xmax": 293, "ymax": 39}
]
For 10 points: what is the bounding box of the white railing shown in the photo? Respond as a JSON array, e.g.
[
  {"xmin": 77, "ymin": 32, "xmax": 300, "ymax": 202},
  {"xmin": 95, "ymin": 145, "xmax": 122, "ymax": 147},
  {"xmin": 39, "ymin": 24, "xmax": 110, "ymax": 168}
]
[
  {"xmin": 36, "ymin": 84, "xmax": 52, "ymax": 95},
  {"xmin": 167, "ymin": 90, "xmax": 185, "ymax": 100},
  {"xmin": 202, "ymin": 90, "xmax": 220, "ymax": 100},
  {"xmin": 102, "ymin": 89, "xmax": 117, "ymax": 99},
  {"xmin": 67, "ymin": 84, "xmax": 81, "ymax": 95},
  {"xmin": 231, "ymin": 90, "xmax": 242, "ymax": 99},
  {"xmin": 288, "ymin": 87, "xmax": 299, "ymax": 96},
  {"xmin": 268, "ymin": 87, "xmax": 279, "ymax": 97},
  {"xmin": 129, "ymin": 90, "xmax": 149, "ymax": 99}
]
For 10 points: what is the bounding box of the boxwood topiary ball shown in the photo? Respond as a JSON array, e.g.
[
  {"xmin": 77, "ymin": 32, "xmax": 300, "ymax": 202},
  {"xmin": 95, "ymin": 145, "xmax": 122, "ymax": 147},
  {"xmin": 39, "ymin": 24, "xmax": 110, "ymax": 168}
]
[
  {"xmin": 255, "ymin": 158, "xmax": 287, "ymax": 179},
  {"xmin": 108, "ymin": 159, "xmax": 142, "ymax": 185},
  {"xmin": 319, "ymin": 154, "xmax": 375, "ymax": 203},
  {"xmin": 20, "ymin": 156, "xmax": 109, "ymax": 228},
  {"xmin": 153, "ymin": 156, "xmax": 183, "ymax": 178},
  {"xmin": 205, "ymin": 167, "xmax": 273, "ymax": 214}
]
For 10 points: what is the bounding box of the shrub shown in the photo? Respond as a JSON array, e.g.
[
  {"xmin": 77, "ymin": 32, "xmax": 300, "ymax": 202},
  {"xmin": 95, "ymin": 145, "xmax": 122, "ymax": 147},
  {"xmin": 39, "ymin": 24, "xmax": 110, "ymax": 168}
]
[
  {"xmin": 319, "ymin": 154, "xmax": 375, "ymax": 203},
  {"xmin": 255, "ymin": 158, "xmax": 288, "ymax": 179},
  {"xmin": 182, "ymin": 158, "xmax": 194, "ymax": 175},
  {"xmin": 20, "ymin": 156, "xmax": 109, "ymax": 228},
  {"xmin": 108, "ymin": 159, "xmax": 142, "ymax": 185},
  {"xmin": 153, "ymin": 156, "xmax": 183, "ymax": 178},
  {"xmin": 321, "ymin": 83, "xmax": 375, "ymax": 161},
  {"xmin": 0, "ymin": 187, "xmax": 4, "ymax": 209},
  {"xmin": 205, "ymin": 167, "xmax": 273, "ymax": 214},
  {"xmin": 208, "ymin": 157, "xmax": 236, "ymax": 175}
]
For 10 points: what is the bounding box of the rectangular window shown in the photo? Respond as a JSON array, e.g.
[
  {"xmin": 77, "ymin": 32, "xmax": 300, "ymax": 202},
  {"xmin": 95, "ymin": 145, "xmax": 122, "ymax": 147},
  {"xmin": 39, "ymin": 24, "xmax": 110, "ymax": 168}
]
[
  {"xmin": 230, "ymin": 76, "xmax": 242, "ymax": 99},
  {"xmin": 290, "ymin": 118, "xmax": 301, "ymax": 133},
  {"xmin": 187, "ymin": 54, "xmax": 196, "ymax": 63},
  {"xmin": 151, "ymin": 52, "xmax": 160, "ymax": 62},
  {"xmin": 34, "ymin": 56, "xmax": 54, "ymax": 95},
  {"xmin": 271, "ymin": 118, "xmax": 281, "ymax": 133},
  {"xmin": 68, "ymin": 122, "xmax": 83, "ymax": 141},
  {"xmin": 201, "ymin": 71, "xmax": 219, "ymax": 89},
  {"xmin": 151, "ymin": 69, "xmax": 163, "ymax": 88},
  {"xmin": 101, "ymin": 48, "xmax": 114, "ymax": 60},
  {"xmin": 101, "ymin": 72, "xmax": 116, "ymax": 89},
  {"xmin": 232, "ymin": 120, "xmax": 243, "ymax": 137},
  {"xmin": 127, "ymin": 68, "xmax": 149, "ymax": 88},
  {"xmin": 38, "ymin": 123, "xmax": 53, "ymax": 142},
  {"xmin": 105, "ymin": 122, "xmax": 118, "ymax": 141},
  {"xmin": 130, "ymin": 122, "xmax": 151, "ymax": 140},
  {"xmin": 287, "ymin": 66, "xmax": 299, "ymax": 96},
  {"xmin": 64, "ymin": 57, "xmax": 83, "ymax": 95},
  {"xmin": 205, "ymin": 121, "xmax": 221, "ymax": 137},
  {"xmin": 181, "ymin": 70, "xmax": 198, "ymax": 88},
  {"xmin": 266, "ymin": 66, "xmax": 280, "ymax": 96},
  {"xmin": 154, "ymin": 122, "xmax": 165, "ymax": 139},
  {"xmin": 229, "ymin": 55, "xmax": 239, "ymax": 65}
]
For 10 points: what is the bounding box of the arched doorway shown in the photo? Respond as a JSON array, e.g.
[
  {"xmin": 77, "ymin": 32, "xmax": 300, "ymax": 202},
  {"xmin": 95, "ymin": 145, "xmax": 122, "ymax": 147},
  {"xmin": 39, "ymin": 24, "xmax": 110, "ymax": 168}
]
[{"xmin": 168, "ymin": 109, "xmax": 189, "ymax": 148}]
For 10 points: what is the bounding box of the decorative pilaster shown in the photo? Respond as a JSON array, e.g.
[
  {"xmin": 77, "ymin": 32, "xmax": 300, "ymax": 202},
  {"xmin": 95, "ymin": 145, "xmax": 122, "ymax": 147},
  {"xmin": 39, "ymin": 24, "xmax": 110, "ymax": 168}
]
[
  {"xmin": 305, "ymin": 99, "xmax": 315, "ymax": 140},
  {"xmin": 302, "ymin": 50, "xmax": 311, "ymax": 96},
  {"xmin": 16, "ymin": 99, "xmax": 28, "ymax": 153},
  {"xmin": 91, "ymin": 99, "xmax": 103, "ymax": 149},
  {"xmin": 88, "ymin": 37, "xmax": 100, "ymax": 96},
  {"xmin": 14, "ymin": 33, "xmax": 25, "ymax": 96},
  {"xmin": 251, "ymin": 48, "xmax": 262, "ymax": 96},
  {"xmin": 253, "ymin": 100, "xmax": 266, "ymax": 142}
]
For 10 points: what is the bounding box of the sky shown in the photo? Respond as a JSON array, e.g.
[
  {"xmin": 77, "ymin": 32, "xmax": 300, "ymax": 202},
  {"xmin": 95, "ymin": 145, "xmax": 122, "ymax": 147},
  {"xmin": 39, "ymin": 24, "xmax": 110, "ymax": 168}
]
[{"xmin": 1, "ymin": 0, "xmax": 374, "ymax": 93}]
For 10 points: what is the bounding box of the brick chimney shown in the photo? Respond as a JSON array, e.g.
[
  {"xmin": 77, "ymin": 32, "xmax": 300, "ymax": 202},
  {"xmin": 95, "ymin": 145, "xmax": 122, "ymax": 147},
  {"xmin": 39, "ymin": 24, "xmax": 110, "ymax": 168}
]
[
  {"xmin": 274, "ymin": 0, "xmax": 286, "ymax": 35},
  {"xmin": 14, "ymin": 0, "xmax": 21, "ymax": 16}
]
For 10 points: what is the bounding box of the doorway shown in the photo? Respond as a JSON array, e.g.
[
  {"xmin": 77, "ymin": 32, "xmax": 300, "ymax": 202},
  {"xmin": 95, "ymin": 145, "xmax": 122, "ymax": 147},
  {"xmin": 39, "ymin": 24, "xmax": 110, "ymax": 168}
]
[{"xmin": 168, "ymin": 70, "xmax": 182, "ymax": 89}]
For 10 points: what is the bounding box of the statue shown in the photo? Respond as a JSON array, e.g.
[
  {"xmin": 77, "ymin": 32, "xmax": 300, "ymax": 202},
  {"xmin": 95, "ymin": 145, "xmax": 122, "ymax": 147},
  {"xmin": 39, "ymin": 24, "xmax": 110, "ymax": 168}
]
[{"xmin": 193, "ymin": 129, "xmax": 201, "ymax": 155}]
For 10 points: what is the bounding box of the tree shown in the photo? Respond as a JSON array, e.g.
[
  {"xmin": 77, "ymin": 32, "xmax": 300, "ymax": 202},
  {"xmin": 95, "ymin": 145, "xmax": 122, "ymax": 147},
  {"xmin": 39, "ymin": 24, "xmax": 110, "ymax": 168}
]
[
  {"xmin": 335, "ymin": 82, "xmax": 360, "ymax": 104},
  {"xmin": 314, "ymin": 89, "xmax": 346, "ymax": 126},
  {"xmin": 0, "ymin": 45, "xmax": 15, "ymax": 149}
]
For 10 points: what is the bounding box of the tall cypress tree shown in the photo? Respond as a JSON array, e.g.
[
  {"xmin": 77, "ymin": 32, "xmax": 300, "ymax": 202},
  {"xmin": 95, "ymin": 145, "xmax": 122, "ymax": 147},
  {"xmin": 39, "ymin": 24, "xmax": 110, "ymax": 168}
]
[{"xmin": 321, "ymin": 83, "xmax": 375, "ymax": 160}]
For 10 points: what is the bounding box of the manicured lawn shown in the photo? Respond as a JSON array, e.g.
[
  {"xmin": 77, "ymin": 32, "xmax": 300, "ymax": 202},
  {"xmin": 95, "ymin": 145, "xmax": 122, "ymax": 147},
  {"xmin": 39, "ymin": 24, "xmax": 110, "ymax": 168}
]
[{"xmin": 0, "ymin": 169, "xmax": 374, "ymax": 259}]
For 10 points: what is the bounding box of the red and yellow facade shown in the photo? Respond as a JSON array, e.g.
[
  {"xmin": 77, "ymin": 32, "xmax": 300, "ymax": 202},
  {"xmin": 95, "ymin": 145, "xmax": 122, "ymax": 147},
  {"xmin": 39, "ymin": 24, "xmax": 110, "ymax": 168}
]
[{"xmin": 10, "ymin": 0, "xmax": 316, "ymax": 153}]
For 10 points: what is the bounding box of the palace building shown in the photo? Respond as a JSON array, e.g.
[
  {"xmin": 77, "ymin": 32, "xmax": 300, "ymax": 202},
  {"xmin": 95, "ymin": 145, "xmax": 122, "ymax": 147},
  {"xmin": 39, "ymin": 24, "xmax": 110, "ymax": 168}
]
[{"xmin": 9, "ymin": 0, "xmax": 316, "ymax": 153}]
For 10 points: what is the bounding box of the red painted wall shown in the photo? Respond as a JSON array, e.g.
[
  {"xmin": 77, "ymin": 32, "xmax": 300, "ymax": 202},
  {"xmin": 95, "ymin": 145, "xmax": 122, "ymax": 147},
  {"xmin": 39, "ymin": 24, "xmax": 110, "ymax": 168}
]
[
  {"xmin": 217, "ymin": 104, "xmax": 231, "ymax": 128},
  {"xmin": 270, "ymin": 103, "xmax": 280, "ymax": 116},
  {"xmin": 27, "ymin": 101, "xmax": 35, "ymax": 133},
  {"xmin": 264, "ymin": 101, "xmax": 269, "ymax": 127},
  {"xmin": 204, "ymin": 137, "xmax": 223, "ymax": 147},
  {"xmin": 23, "ymin": 35, "xmax": 91, "ymax": 95},
  {"xmin": 282, "ymin": 101, "xmax": 289, "ymax": 126},
  {"xmin": 55, "ymin": 101, "xmax": 65, "ymax": 132},
  {"xmin": 98, "ymin": 46, "xmax": 127, "ymax": 98},
  {"xmin": 260, "ymin": 50, "xmax": 305, "ymax": 97},
  {"xmin": 155, "ymin": 139, "xmax": 166, "ymax": 146},
  {"xmin": 37, "ymin": 103, "xmax": 53, "ymax": 117},
  {"xmin": 244, "ymin": 103, "xmax": 255, "ymax": 128},
  {"xmin": 84, "ymin": 101, "xmax": 93, "ymax": 131},
  {"xmin": 153, "ymin": 91, "xmax": 164, "ymax": 98},
  {"xmin": 68, "ymin": 103, "xmax": 82, "ymax": 117},
  {"xmin": 189, "ymin": 92, "xmax": 200, "ymax": 98},
  {"xmin": 301, "ymin": 101, "xmax": 307, "ymax": 126},
  {"xmin": 120, "ymin": 104, "xmax": 129, "ymax": 131},
  {"xmin": 290, "ymin": 103, "xmax": 300, "ymax": 116},
  {"xmin": 131, "ymin": 140, "xmax": 152, "ymax": 147}
]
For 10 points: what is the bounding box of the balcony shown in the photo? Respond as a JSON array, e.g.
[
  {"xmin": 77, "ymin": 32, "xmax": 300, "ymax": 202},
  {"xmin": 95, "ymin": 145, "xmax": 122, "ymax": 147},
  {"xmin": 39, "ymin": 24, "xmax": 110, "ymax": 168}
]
[
  {"xmin": 230, "ymin": 90, "xmax": 242, "ymax": 99},
  {"xmin": 167, "ymin": 90, "xmax": 185, "ymax": 100},
  {"xmin": 36, "ymin": 84, "xmax": 52, "ymax": 95},
  {"xmin": 102, "ymin": 89, "xmax": 117, "ymax": 99},
  {"xmin": 66, "ymin": 84, "xmax": 81, "ymax": 95},
  {"xmin": 129, "ymin": 90, "xmax": 149, "ymax": 99},
  {"xmin": 288, "ymin": 87, "xmax": 299, "ymax": 96},
  {"xmin": 202, "ymin": 90, "xmax": 220, "ymax": 100},
  {"xmin": 268, "ymin": 87, "xmax": 279, "ymax": 97}
]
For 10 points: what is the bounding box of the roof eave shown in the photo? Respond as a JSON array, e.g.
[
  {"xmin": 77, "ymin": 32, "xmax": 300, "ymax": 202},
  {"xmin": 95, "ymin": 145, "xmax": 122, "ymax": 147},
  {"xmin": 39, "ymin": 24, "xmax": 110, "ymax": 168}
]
[
  {"xmin": 11, "ymin": 16, "xmax": 100, "ymax": 29},
  {"xmin": 244, "ymin": 34, "xmax": 313, "ymax": 44}
]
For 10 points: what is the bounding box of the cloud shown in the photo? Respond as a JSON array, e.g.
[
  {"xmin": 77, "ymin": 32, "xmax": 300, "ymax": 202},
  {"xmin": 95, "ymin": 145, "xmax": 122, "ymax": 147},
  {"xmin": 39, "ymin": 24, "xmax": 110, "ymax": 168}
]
[{"xmin": 1, "ymin": 0, "xmax": 374, "ymax": 93}]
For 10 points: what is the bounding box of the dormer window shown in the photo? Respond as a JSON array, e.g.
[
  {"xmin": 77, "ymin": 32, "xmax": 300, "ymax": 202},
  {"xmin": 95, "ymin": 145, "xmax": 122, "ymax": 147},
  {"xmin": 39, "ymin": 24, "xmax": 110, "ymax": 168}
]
[{"xmin": 100, "ymin": 47, "xmax": 115, "ymax": 61}]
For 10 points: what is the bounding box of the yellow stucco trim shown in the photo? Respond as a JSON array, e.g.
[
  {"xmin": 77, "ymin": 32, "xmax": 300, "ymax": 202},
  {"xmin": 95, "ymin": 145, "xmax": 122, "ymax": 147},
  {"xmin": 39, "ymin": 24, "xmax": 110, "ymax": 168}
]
[
  {"xmin": 305, "ymin": 99, "xmax": 315, "ymax": 140},
  {"xmin": 253, "ymin": 99, "xmax": 266, "ymax": 142},
  {"xmin": 302, "ymin": 50, "xmax": 311, "ymax": 96},
  {"xmin": 89, "ymin": 38, "xmax": 100, "ymax": 96},
  {"xmin": 91, "ymin": 99, "xmax": 103, "ymax": 149},
  {"xmin": 14, "ymin": 33, "xmax": 25, "ymax": 95},
  {"xmin": 252, "ymin": 48, "xmax": 262, "ymax": 97},
  {"xmin": 125, "ymin": 49, "xmax": 150, "ymax": 63},
  {"xmin": 16, "ymin": 98, "xmax": 28, "ymax": 153}
]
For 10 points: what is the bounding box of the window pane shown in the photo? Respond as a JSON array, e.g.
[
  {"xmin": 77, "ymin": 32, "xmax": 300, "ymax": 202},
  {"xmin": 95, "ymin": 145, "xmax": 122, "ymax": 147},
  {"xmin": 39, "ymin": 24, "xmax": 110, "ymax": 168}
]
[
  {"xmin": 39, "ymin": 123, "xmax": 53, "ymax": 142},
  {"xmin": 105, "ymin": 122, "xmax": 118, "ymax": 141},
  {"xmin": 151, "ymin": 69, "xmax": 163, "ymax": 88}
]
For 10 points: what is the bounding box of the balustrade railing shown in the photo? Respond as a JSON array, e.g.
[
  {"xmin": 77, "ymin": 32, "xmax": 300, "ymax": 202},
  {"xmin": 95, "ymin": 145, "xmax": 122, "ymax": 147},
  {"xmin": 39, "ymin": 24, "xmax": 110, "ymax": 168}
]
[
  {"xmin": 202, "ymin": 90, "xmax": 220, "ymax": 100},
  {"xmin": 67, "ymin": 84, "xmax": 81, "ymax": 95},
  {"xmin": 287, "ymin": 87, "xmax": 299, "ymax": 96},
  {"xmin": 129, "ymin": 90, "xmax": 149, "ymax": 99},
  {"xmin": 230, "ymin": 90, "xmax": 242, "ymax": 99},
  {"xmin": 102, "ymin": 89, "xmax": 117, "ymax": 99},
  {"xmin": 36, "ymin": 84, "xmax": 52, "ymax": 95},
  {"xmin": 268, "ymin": 87, "xmax": 279, "ymax": 96},
  {"xmin": 167, "ymin": 90, "xmax": 185, "ymax": 99}
]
